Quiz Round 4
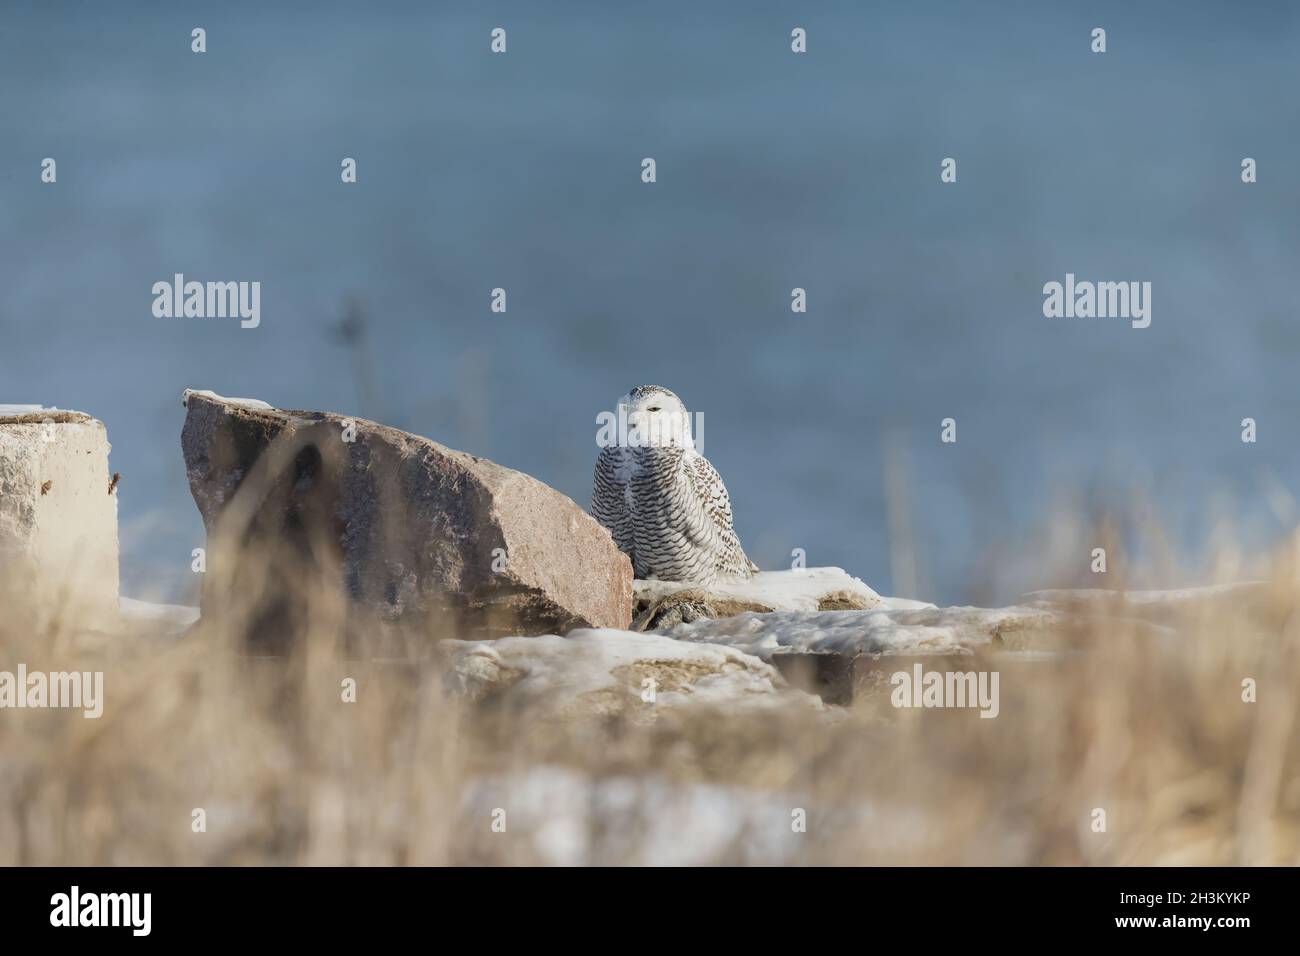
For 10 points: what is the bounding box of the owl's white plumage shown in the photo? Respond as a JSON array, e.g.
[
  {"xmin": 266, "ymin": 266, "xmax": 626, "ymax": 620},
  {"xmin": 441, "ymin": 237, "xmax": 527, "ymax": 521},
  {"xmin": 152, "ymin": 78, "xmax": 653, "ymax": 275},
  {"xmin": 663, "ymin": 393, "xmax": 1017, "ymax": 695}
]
[{"xmin": 592, "ymin": 386, "xmax": 756, "ymax": 584}]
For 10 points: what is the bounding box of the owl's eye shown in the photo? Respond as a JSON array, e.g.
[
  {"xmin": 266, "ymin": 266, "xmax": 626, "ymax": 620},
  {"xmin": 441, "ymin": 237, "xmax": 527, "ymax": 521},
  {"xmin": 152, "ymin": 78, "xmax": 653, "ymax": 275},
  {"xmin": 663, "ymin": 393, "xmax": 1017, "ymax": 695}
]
[{"xmin": 647, "ymin": 406, "xmax": 661, "ymax": 412}]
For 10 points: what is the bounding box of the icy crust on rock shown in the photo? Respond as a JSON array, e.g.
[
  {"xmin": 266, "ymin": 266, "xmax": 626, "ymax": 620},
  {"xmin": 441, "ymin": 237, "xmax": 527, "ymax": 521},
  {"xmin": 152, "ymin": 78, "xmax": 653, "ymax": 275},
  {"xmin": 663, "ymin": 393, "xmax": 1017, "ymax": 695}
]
[
  {"xmin": 635, "ymin": 567, "xmax": 884, "ymax": 612},
  {"xmin": 180, "ymin": 388, "xmax": 273, "ymax": 411},
  {"xmin": 660, "ymin": 605, "xmax": 1059, "ymax": 660}
]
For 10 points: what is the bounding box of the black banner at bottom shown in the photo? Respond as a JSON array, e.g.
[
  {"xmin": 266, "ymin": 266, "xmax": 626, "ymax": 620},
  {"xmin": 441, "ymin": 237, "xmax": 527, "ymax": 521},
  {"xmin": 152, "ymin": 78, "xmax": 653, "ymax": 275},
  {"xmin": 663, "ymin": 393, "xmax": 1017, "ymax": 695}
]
[{"xmin": 0, "ymin": 866, "xmax": 1280, "ymax": 942}]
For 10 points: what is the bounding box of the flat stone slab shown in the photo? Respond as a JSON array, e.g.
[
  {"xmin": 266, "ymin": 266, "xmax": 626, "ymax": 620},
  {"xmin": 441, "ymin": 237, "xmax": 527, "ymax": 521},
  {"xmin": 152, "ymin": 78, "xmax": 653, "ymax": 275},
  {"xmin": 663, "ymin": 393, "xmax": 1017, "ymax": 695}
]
[
  {"xmin": 657, "ymin": 604, "xmax": 1061, "ymax": 704},
  {"xmin": 442, "ymin": 628, "xmax": 821, "ymax": 719},
  {"xmin": 660, "ymin": 604, "xmax": 1059, "ymax": 659}
]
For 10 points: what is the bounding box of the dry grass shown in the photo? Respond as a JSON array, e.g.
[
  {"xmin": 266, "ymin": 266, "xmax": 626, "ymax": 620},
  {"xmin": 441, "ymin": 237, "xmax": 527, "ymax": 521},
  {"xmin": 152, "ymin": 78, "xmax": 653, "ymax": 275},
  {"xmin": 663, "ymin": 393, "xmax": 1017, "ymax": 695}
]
[{"xmin": 2, "ymin": 534, "xmax": 1300, "ymax": 867}]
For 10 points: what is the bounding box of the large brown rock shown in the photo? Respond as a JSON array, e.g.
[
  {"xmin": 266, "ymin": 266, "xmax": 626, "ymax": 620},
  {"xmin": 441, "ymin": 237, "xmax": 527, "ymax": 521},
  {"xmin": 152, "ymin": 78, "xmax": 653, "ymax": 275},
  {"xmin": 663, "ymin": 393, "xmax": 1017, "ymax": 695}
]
[{"xmin": 180, "ymin": 390, "xmax": 631, "ymax": 643}]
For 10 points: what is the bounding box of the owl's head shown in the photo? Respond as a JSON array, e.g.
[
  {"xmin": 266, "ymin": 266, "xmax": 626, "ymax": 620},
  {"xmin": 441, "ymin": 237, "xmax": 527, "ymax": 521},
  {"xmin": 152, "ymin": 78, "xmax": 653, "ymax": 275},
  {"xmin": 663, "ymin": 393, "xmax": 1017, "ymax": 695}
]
[{"xmin": 617, "ymin": 385, "xmax": 693, "ymax": 450}]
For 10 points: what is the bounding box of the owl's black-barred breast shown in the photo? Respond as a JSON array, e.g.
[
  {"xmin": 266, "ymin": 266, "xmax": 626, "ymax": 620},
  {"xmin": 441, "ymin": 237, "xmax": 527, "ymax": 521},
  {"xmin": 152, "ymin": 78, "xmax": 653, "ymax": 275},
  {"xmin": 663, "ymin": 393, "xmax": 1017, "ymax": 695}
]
[{"xmin": 591, "ymin": 386, "xmax": 756, "ymax": 584}]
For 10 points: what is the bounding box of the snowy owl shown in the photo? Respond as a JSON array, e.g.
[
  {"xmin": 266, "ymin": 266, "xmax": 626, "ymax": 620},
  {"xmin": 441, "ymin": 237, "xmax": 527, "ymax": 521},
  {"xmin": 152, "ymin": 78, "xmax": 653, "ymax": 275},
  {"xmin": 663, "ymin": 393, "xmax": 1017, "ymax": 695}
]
[{"xmin": 592, "ymin": 385, "xmax": 757, "ymax": 584}]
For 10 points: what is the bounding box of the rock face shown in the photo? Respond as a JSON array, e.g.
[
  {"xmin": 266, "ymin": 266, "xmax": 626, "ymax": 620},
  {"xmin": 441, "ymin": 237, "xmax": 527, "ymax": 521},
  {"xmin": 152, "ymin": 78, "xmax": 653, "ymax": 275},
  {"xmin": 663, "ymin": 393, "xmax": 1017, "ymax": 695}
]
[
  {"xmin": 180, "ymin": 390, "xmax": 632, "ymax": 641},
  {"xmin": 0, "ymin": 410, "xmax": 119, "ymax": 629},
  {"xmin": 632, "ymin": 567, "xmax": 883, "ymax": 630}
]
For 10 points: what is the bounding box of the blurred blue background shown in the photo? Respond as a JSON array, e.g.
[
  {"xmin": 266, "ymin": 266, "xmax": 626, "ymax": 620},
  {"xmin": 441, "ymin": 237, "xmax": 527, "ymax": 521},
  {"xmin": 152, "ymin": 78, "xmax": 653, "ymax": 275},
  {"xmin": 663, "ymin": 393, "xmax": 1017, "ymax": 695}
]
[{"xmin": 3, "ymin": 0, "xmax": 1299, "ymax": 605}]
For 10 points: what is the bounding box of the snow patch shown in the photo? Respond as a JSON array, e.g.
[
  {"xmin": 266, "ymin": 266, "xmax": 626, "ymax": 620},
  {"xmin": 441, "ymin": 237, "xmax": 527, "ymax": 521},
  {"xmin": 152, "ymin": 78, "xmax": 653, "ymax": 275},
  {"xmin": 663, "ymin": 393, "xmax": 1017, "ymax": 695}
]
[
  {"xmin": 181, "ymin": 388, "xmax": 273, "ymax": 411},
  {"xmin": 636, "ymin": 567, "xmax": 883, "ymax": 611},
  {"xmin": 462, "ymin": 765, "xmax": 936, "ymax": 865},
  {"xmin": 119, "ymin": 597, "xmax": 200, "ymax": 634}
]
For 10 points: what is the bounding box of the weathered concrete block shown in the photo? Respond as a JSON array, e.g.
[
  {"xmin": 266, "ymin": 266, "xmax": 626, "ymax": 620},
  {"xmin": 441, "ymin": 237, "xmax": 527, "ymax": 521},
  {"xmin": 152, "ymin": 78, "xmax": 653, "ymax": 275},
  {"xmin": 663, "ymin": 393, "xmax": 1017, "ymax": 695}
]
[{"xmin": 0, "ymin": 410, "xmax": 119, "ymax": 628}]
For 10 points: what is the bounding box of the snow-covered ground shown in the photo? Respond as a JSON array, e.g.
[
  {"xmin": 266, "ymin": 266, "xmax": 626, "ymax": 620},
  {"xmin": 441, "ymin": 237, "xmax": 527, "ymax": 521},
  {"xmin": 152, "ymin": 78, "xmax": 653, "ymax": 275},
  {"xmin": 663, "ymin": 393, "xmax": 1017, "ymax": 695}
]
[
  {"xmin": 460, "ymin": 764, "xmax": 946, "ymax": 866},
  {"xmin": 462, "ymin": 765, "xmax": 808, "ymax": 865}
]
